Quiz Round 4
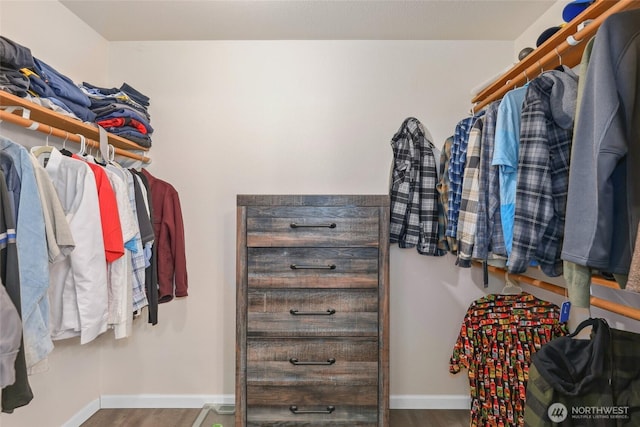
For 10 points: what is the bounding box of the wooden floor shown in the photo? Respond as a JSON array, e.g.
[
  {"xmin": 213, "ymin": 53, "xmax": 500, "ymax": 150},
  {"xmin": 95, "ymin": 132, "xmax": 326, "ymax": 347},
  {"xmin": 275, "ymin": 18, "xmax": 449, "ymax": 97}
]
[{"xmin": 81, "ymin": 408, "xmax": 470, "ymax": 427}]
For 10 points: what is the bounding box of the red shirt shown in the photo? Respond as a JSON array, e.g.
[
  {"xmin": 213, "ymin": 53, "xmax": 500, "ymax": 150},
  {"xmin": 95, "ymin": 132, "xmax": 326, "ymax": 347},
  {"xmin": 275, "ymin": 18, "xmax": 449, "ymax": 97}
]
[{"xmin": 72, "ymin": 155, "xmax": 124, "ymax": 262}]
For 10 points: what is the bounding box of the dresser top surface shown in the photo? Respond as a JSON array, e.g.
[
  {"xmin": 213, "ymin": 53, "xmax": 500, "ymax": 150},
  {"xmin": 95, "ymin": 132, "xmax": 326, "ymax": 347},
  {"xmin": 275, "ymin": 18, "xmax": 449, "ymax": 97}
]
[{"xmin": 237, "ymin": 194, "xmax": 390, "ymax": 207}]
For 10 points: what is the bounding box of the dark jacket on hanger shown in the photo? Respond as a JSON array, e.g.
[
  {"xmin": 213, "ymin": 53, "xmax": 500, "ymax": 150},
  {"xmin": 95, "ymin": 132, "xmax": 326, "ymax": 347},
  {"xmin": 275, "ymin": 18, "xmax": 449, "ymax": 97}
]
[
  {"xmin": 525, "ymin": 318, "xmax": 640, "ymax": 426},
  {"xmin": 140, "ymin": 169, "xmax": 188, "ymax": 302}
]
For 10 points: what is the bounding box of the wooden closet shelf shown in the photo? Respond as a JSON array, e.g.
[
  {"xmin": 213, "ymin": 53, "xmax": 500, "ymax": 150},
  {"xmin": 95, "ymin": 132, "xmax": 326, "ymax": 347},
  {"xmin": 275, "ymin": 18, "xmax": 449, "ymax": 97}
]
[
  {"xmin": 472, "ymin": 0, "xmax": 640, "ymax": 111},
  {"xmin": 0, "ymin": 90, "xmax": 150, "ymax": 154}
]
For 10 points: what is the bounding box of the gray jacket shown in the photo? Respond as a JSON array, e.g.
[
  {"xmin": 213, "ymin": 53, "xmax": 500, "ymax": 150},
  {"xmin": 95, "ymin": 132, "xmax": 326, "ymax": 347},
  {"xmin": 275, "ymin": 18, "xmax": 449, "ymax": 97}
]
[{"xmin": 562, "ymin": 8, "xmax": 640, "ymax": 275}]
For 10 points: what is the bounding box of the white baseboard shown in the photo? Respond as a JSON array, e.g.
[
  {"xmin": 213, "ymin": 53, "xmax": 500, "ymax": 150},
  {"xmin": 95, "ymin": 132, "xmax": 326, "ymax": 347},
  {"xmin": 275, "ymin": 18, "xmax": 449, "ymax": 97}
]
[
  {"xmin": 100, "ymin": 394, "xmax": 235, "ymax": 409},
  {"xmin": 62, "ymin": 398, "xmax": 100, "ymax": 427},
  {"xmin": 390, "ymin": 394, "xmax": 470, "ymax": 410},
  {"xmin": 65, "ymin": 393, "xmax": 468, "ymax": 425}
]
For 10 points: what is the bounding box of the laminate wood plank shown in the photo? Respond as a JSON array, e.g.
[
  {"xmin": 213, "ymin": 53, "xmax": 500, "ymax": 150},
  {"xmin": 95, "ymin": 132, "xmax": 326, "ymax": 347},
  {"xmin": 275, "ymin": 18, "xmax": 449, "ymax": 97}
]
[
  {"xmin": 81, "ymin": 408, "xmax": 469, "ymax": 427},
  {"xmin": 80, "ymin": 408, "xmax": 201, "ymax": 427}
]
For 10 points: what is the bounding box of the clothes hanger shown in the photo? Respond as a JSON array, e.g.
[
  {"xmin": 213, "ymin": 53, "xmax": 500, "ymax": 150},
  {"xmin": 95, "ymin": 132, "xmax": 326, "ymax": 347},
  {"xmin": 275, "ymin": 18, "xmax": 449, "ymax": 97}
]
[
  {"xmin": 60, "ymin": 132, "xmax": 73, "ymax": 157},
  {"xmin": 31, "ymin": 127, "xmax": 56, "ymax": 158},
  {"xmin": 76, "ymin": 133, "xmax": 87, "ymax": 156},
  {"xmin": 567, "ymin": 317, "xmax": 602, "ymax": 339},
  {"xmin": 554, "ymin": 47, "xmax": 564, "ymax": 71},
  {"xmin": 501, "ymin": 272, "xmax": 523, "ymax": 295}
]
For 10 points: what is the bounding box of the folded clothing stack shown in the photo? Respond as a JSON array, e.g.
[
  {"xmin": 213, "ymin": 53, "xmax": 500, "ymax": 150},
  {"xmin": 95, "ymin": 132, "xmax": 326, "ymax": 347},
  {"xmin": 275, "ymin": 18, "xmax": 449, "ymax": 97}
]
[
  {"xmin": 0, "ymin": 36, "xmax": 32, "ymax": 97},
  {"xmin": 81, "ymin": 82, "xmax": 153, "ymax": 148},
  {"xmin": 0, "ymin": 35, "xmax": 95, "ymax": 122}
]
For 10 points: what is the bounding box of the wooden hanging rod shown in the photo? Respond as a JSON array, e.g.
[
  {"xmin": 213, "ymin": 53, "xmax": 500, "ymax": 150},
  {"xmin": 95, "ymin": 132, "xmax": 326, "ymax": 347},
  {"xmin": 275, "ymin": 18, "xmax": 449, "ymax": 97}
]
[
  {"xmin": 482, "ymin": 263, "xmax": 640, "ymax": 322},
  {"xmin": 472, "ymin": 0, "xmax": 640, "ymax": 112},
  {"xmin": 0, "ymin": 109, "xmax": 150, "ymax": 163}
]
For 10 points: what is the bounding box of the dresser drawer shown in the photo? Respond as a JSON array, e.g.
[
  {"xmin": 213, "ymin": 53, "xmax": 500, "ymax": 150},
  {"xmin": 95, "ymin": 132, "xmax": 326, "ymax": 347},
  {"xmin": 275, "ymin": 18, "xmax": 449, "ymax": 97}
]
[
  {"xmin": 248, "ymin": 289, "xmax": 378, "ymax": 337},
  {"xmin": 248, "ymin": 247, "xmax": 379, "ymax": 289},
  {"xmin": 247, "ymin": 405, "xmax": 378, "ymax": 426},
  {"xmin": 247, "ymin": 337, "xmax": 378, "ymax": 385},
  {"xmin": 246, "ymin": 206, "xmax": 380, "ymax": 247}
]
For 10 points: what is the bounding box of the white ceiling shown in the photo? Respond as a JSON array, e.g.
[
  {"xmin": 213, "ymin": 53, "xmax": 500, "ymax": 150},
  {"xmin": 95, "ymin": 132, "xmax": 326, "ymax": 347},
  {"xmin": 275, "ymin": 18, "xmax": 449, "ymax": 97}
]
[{"xmin": 59, "ymin": 0, "xmax": 557, "ymax": 41}]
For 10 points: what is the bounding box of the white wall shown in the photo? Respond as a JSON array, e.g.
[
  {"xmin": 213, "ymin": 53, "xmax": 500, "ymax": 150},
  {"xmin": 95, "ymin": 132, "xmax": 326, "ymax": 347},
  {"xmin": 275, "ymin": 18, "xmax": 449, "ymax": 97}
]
[{"xmin": 103, "ymin": 39, "xmax": 516, "ymax": 403}]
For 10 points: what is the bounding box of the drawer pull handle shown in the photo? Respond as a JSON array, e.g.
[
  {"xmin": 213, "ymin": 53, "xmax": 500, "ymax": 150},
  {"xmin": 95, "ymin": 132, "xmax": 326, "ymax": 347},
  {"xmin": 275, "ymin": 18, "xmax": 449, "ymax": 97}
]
[
  {"xmin": 289, "ymin": 308, "xmax": 336, "ymax": 316},
  {"xmin": 290, "ymin": 222, "xmax": 337, "ymax": 229},
  {"xmin": 290, "ymin": 264, "xmax": 336, "ymax": 270},
  {"xmin": 289, "ymin": 405, "xmax": 335, "ymax": 415},
  {"xmin": 289, "ymin": 357, "xmax": 336, "ymax": 366}
]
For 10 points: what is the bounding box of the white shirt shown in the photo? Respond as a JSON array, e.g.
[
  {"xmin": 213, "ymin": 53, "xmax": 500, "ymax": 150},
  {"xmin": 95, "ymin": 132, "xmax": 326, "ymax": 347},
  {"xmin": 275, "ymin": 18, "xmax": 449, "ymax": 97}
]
[
  {"xmin": 104, "ymin": 167, "xmax": 138, "ymax": 337},
  {"xmin": 32, "ymin": 148, "xmax": 108, "ymax": 344}
]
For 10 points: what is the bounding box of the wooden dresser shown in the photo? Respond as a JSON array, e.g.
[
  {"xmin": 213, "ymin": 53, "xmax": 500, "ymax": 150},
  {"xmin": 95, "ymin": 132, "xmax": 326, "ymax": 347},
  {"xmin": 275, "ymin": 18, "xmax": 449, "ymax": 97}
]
[{"xmin": 236, "ymin": 195, "xmax": 390, "ymax": 426}]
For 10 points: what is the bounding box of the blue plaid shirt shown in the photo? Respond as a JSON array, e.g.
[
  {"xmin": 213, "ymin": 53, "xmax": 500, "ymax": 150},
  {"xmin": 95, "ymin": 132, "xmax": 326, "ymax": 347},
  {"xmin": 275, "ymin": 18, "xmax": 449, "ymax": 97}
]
[
  {"xmin": 509, "ymin": 70, "xmax": 577, "ymax": 276},
  {"xmin": 472, "ymin": 101, "xmax": 506, "ymax": 260},
  {"xmin": 446, "ymin": 112, "xmax": 484, "ymax": 239}
]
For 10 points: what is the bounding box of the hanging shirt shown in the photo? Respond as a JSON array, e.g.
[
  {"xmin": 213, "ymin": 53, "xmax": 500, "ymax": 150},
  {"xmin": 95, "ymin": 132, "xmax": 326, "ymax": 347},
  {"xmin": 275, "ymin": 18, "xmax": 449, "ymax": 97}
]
[
  {"xmin": 450, "ymin": 293, "xmax": 566, "ymax": 427},
  {"xmin": 71, "ymin": 154, "xmax": 124, "ymax": 263},
  {"xmin": 509, "ymin": 68, "xmax": 578, "ymax": 277},
  {"xmin": 103, "ymin": 168, "xmax": 138, "ymax": 335},
  {"xmin": 28, "ymin": 155, "xmax": 75, "ymax": 263},
  {"xmin": 33, "ymin": 148, "xmax": 108, "ymax": 344},
  {"xmin": 492, "ymin": 86, "xmax": 527, "ymax": 257},
  {"xmin": 122, "ymin": 169, "xmax": 148, "ymax": 313},
  {"xmin": 457, "ymin": 116, "xmax": 484, "ymax": 267},
  {"xmin": 473, "ymin": 101, "xmax": 506, "ymax": 261},
  {"xmin": 446, "ymin": 111, "xmax": 484, "ymax": 241},
  {"xmin": 0, "ymin": 137, "xmax": 49, "ymax": 371},
  {"xmin": 389, "ymin": 117, "xmax": 442, "ymax": 256},
  {"xmin": 0, "ymin": 170, "xmax": 33, "ymax": 413},
  {"xmin": 106, "ymin": 163, "xmax": 137, "ymax": 339},
  {"xmin": 436, "ymin": 136, "xmax": 455, "ymax": 253}
]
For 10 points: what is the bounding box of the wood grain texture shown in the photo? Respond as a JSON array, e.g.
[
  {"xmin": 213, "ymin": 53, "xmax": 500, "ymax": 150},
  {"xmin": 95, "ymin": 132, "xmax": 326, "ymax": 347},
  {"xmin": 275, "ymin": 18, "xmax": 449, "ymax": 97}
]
[
  {"xmin": 236, "ymin": 206, "xmax": 248, "ymax": 426},
  {"xmin": 248, "ymin": 247, "xmax": 379, "ymax": 288},
  {"xmin": 237, "ymin": 195, "xmax": 390, "ymax": 426},
  {"xmin": 378, "ymin": 205, "xmax": 391, "ymax": 426},
  {"xmin": 248, "ymin": 405, "xmax": 378, "ymax": 426},
  {"xmin": 247, "ymin": 384, "xmax": 378, "ymax": 406},
  {"xmin": 238, "ymin": 195, "xmax": 390, "ymax": 207},
  {"xmin": 80, "ymin": 408, "xmax": 470, "ymax": 427},
  {"xmin": 246, "ymin": 206, "xmax": 379, "ymax": 248},
  {"xmin": 247, "ymin": 337, "xmax": 378, "ymax": 361}
]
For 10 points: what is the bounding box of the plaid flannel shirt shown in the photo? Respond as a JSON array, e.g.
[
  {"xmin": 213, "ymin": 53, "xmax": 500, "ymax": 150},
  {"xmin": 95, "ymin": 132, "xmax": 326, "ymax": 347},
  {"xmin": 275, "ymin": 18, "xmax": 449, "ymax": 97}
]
[
  {"xmin": 436, "ymin": 136, "xmax": 455, "ymax": 253},
  {"xmin": 446, "ymin": 111, "xmax": 484, "ymax": 240},
  {"xmin": 390, "ymin": 117, "xmax": 443, "ymax": 255},
  {"xmin": 124, "ymin": 170, "xmax": 149, "ymax": 312},
  {"xmin": 472, "ymin": 101, "xmax": 506, "ymax": 260},
  {"xmin": 456, "ymin": 116, "xmax": 484, "ymax": 267},
  {"xmin": 509, "ymin": 71, "xmax": 577, "ymax": 276}
]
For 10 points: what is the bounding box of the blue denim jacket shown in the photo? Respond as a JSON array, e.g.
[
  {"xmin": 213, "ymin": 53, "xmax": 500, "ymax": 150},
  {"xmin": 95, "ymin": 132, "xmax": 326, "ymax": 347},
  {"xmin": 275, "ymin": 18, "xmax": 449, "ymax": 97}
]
[{"xmin": 0, "ymin": 137, "xmax": 52, "ymax": 368}]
